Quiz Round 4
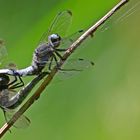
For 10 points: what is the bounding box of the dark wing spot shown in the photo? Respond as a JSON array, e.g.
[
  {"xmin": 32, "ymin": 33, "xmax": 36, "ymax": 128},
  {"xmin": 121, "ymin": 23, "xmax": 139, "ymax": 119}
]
[{"xmin": 67, "ymin": 10, "xmax": 72, "ymax": 16}]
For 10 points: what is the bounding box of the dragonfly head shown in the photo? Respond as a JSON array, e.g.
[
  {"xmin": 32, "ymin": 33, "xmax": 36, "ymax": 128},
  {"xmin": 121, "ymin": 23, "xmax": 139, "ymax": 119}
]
[
  {"xmin": 0, "ymin": 74, "xmax": 10, "ymax": 87},
  {"xmin": 48, "ymin": 34, "xmax": 61, "ymax": 48}
]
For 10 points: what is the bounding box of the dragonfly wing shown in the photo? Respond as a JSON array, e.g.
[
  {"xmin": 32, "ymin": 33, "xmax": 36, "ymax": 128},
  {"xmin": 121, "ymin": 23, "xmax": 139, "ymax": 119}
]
[
  {"xmin": 58, "ymin": 58, "xmax": 94, "ymax": 79},
  {"xmin": 45, "ymin": 58, "xmax": 94, "ymax": 81},
  {"xmin": 0, "ymin": 89, "xmax": 17, "ymax": 108},
  {"xmin": 0, "ymin": 40, "xmax": 17, "ymax": 71},
  {"xmin": 4, "ymin": 108, "xmax": 30, "ymax": 129},
  {"xmin": 0, "ymin": 40, "xmax": 9, "ymax": 69},
  {"xmin": 5, "ymin": 62, "xmax": 17, "ymax": 70},
  {"xmin": 62, "ymin": 58, "xmax": 94, "ymax": 70},
  {"xmin": 59, "ymin": 29, "xmax": 84, "ymax": 49},
  {"xmin": 0, "ymin": 89, "xmax": 30, "ymax": 128},
  {"xmin": 39, "ymin": 10, "xmax": 72, "ymax": 44},
  {"xmin": 14, "ymin": 115, "xmax": 30, "ymax": 129}
]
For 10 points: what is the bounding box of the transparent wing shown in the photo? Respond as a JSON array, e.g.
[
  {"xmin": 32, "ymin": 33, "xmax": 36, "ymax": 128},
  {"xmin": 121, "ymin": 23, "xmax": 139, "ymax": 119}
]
[
  {"xmin": 5, "ymin": 62, "xmax": 17, "ymax": 69},
  {"xmin": 0, "ymin": 89, "xmax": 17, "ymax": 108},
  {"xmin": 61, "ymin": 58, "xmax": 94, "ymax": 70},
  {"xmin": 43, "ymin": 58, "xmax": 94, "ymax": 81},
  {"xmin": 0, "ymin": 89, "xmax": 30, "ymax": 128},
  {"xmin": 60, "ymin": 29, "xmax": 84, "ymax": 49},
  {"xmin": 0, "ymin": 40, "xmax": 8, "ymax": 69},
  {"xmin": 6, "ymin": 62, "xmax": 17, "ymax": 69},
  {"xmin": 56, "ymin": 58, "xmax": 94, "ymax": 80},
  {"xmin": 0, "ymin": 40, "xmax": 17, "ymax": 70},
  {"xmin": 4, "ymin": 108, "xmax": 30, "ymax": 129},
  {"xmin": 39, "ymin": 10, "xmax": 72, "ymax": 43}
]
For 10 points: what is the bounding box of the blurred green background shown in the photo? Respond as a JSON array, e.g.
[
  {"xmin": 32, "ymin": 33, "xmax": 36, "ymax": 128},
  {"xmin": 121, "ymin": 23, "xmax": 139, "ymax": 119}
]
[{"xmin": 0, "ymin": 0, "xmax": 140, "ymax": 139}]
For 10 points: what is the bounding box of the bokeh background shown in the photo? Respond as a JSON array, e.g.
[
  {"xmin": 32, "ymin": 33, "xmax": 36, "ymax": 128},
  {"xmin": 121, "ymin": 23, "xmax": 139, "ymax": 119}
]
[{"xmin": 0, "ymin": 0, "xmax": 140, "ymax": 139}]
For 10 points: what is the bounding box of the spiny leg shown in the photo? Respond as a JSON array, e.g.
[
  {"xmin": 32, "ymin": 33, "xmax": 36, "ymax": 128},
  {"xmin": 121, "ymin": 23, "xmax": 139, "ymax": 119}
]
[
  {"xmin": 8, "ymin": 75, "xmax": 17, "ymax": 86},
  {"xmin": 54, "ymin": 51, "xmax": 65, "ymax": 60},
  {"xmin": 48, "ymin": 56, "xmax": 54, "ymax": 71},
  {"xmin": 55, "ymin": 48, "xmax": 67, "ymax": 52},
  {"xmin": 9, "ymin": 82, "xmax": 23, "ymax": 89},
  {"xmin": 9, "ymin": 81, "xmax": 24, "ymax": 89},
  {"xmin": 18, "ymin": 75, "xmax": 24, "ymax": 87},
  {"xmin": 53, "ymin": 54, "xmax": 59, "ymax": 68},
  {"xmin": 7, "ymin": 70, "xmax": 22, "ymax": 88},
  {"xmin": 9, "ymin": 75, "xmax": 24, "ymax": 89},
  {"xmin": 2, "ymin": 109, "xmax": 12, "ymax": 133}
]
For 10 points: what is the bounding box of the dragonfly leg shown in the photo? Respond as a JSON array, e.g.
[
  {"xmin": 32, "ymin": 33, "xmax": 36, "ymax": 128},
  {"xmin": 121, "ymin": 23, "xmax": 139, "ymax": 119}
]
[
  {"xmin": 9, "ymin": 75, "xmax": 24, "ymax": 89},
  {"xmin": 8, "ymin": 74, "xmax": 18, "ymax": 86},
  {"xmin": 18, "ymin": 75, "xmax": 24, "ymax": 87},
  {"xmin": 2, "ymin": 109, "xmax": 12, "ymax": 133},
  {"xmin": 55, "ymin": 48, "xmax": 67, "ymax": 52},
  {"xmin": 48, "ymin": 56, "xmax": 54, "ymax": 71},
  {"xmin": 7, "ymin": 70, "xmax": 23, "ymax": 88},
  {"xmin": 53, "ymin": 54, "xmax": 60, "ymax": 68},
  {"xmin": 3, "ymin": 110, "xmax": 8, "ymax": 122},
  {"xmin": 54, "ymin": 51, "xmax": 65, "ymax": 60},
  {"xmin": 9, "ymin": 82, "xmax": 23, "ymax": 89}
]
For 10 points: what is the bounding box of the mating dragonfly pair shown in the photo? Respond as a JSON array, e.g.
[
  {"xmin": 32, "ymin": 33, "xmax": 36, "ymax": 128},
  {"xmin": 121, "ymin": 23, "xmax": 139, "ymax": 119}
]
[{"xmin": 0, "ymin": 10, "xmax": 93, "ymax": 128}]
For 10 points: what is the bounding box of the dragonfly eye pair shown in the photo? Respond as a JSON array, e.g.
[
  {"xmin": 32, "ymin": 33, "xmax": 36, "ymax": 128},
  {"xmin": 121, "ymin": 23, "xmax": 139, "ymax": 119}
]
[{"xmin": 48, "ymin": 34, "xmax": 61, "ymax": 48}]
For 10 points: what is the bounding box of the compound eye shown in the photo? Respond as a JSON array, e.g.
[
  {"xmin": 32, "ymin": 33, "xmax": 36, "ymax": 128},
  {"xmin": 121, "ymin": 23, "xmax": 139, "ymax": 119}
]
[
  {"xmin": 0, "ymin": 75, "xmax": 10, "ymax": 85},
  {"xmin": 50, "ymin": 34, "xmax": 61, "ymax": 43},
  {"xmin": 51, "ymin": 37, "xmax": 58, "ymax": 43}
]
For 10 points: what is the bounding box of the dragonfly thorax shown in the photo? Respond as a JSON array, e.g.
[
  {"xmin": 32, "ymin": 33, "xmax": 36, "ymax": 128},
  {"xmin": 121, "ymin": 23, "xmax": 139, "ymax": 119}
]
[{"xmin": 48, "ymin": 34, "xmax": 61, "ymax": 48}]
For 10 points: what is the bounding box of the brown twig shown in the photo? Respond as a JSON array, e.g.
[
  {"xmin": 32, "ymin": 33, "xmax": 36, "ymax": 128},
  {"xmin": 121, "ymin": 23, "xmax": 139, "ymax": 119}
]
[{"xmin": 0, "ymin": 0, "xmax": 129, "ymax": 138}]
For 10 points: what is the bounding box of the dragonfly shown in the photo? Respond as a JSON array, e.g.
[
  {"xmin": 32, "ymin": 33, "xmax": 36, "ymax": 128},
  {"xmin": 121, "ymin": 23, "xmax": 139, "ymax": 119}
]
[
  {"xmin": 0, "ymin": 10, "xmax": 94, "ymax": 128},
  {"xmin": 0, "ymin": 71, "xmax": 47, "ymax": 129},
  {"xmin": 14, "ymin": 10, "xmax": 94, "ymax": 77},
  {"xmin": 0, "ymin": 42, "xmax": 48, "ymax": 129},
  {"xmin": 0, "ymin": 41, "xmax": 48, "ymax": 128},
  {"xmin": 15, "ymin": 0, "xmax": 140, "ymax": 77},
  {"xmin": 0, "ymin": 41, "xmax": 30, "ymax": 128}
]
